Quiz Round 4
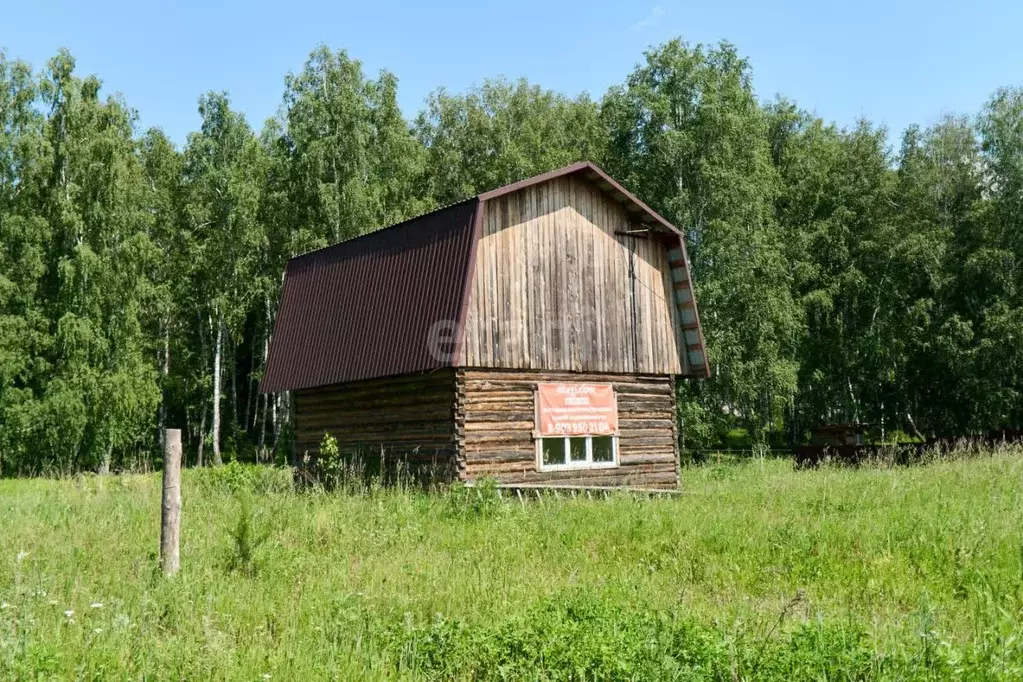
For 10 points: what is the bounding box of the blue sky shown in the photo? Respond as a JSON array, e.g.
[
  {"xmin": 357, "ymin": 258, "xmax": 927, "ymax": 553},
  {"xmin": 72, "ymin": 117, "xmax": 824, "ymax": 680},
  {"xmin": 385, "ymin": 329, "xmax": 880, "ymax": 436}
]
[{"xmin": 4, "ymin": 0, "xmax": 1021, "ymax": 146}]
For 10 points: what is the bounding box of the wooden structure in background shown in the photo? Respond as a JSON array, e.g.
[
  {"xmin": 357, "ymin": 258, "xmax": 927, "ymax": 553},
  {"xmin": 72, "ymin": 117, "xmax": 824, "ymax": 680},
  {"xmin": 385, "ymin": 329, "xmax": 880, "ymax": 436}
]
[
  {"xmin": 810, "ymin": 423, "xmax": 869, "ymax": 447},
  {"xmin": 263, "ymin": 162, "xmax": 708, "ymax": 490}
]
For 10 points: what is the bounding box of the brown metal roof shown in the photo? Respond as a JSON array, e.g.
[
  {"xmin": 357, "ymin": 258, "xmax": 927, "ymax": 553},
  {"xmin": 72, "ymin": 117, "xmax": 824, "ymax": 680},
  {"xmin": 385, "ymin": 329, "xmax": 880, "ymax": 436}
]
[
  {"xmin": 261, "ymin": 162, "xmax": 709, "ymax": 391},
  {"xmin": 260, "ymin": 199, "xmax": 479, "ymax": 392}
]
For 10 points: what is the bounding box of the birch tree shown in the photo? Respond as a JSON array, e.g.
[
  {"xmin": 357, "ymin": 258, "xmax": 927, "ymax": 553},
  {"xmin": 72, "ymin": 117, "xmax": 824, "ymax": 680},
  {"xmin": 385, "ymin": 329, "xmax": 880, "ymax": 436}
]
[
  {"xmin": 183, "ymin": 92, "xmax": 266, "ymax": 464},
  {"xmin": 416, "ymin": 77, "xmax": 603, "ymax": 206},
  {"xmin": 602, "ymin": 39, "xmax": 801, "ymax": 445},
  {"xmin": 0, "ymin": 52, "xmax": 47, "ymax": 474},
  {"xmin": 30, "ymin": 51, "xmax": 160, "ymax": 472}
]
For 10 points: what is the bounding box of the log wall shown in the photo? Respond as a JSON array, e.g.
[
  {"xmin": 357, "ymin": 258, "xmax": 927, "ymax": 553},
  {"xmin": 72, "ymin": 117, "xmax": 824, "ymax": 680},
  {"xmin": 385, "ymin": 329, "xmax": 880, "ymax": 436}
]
[
  {"xmin": 294, "ymin": 367, "xmax": 680, "ymax": 490},
  {"xmin": 294, "ymin": 370, "xmax": 458, "ymax": 481},
  {"xmin": 456, "ymin": 368, "xmax": 679, "ymax": 489}
]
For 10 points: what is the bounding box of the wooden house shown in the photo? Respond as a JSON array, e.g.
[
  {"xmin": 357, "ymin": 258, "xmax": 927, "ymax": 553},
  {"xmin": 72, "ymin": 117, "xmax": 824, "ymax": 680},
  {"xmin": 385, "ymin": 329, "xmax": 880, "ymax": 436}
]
[
  {"xmin": 809, "ymin": 423, "xmax": 869, "ymax": 447},
  {"xmin": 261, "ymin": 162, "xmax": 709, "ymax": 489}
]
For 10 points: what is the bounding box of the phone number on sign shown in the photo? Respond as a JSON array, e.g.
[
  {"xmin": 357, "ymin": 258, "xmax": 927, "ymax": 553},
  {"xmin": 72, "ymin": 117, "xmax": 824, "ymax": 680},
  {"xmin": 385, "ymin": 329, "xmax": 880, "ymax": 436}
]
[{"xmin": 546, "ymin": 421, "xmax": 611, "ymax": 435}]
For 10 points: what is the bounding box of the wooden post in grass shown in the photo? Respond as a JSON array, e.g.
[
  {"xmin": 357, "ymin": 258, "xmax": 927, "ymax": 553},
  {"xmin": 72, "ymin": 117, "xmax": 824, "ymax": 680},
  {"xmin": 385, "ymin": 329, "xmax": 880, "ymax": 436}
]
[{"xmin": 160, "ymin": 428, "xmax": 182, "ymax": 577}]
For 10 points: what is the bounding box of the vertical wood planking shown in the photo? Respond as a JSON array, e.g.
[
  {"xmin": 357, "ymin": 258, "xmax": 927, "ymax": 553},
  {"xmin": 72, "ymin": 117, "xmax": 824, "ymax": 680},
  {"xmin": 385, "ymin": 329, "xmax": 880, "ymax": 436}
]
[
  {"xmin": 616, "ymin": 227, "xmax": 636, "ymax": 373},
  {"xmin": 496, "ymin": 197, "xmax": 509, "ymax": 364},
  {"xmin": 663, "ymin": 236, "xmax": 686, "ymax": 374},
  {"xmin": 639, "ymin": 237, "xmax": 657, "ymax": 370},
  {"xmin": 585, "ymin": 178, "xmax": 597, "ymax": 370},
  {"xmin": 566, "ymin": 179, "xmax": 581, "ymax": 371},
  {"xmin": 515, "ymin": 192, "xmax": 529, "ymax": 368},
  {"xmin": 478, "ymin": 200, "xmax": 490, "ymax": 367},
  {"xmin": 457, "ymin": 179, "xmax": 683, "ymax": 375},
  {"xmin": 597, "ymin": 186, "xmax": 613, "ymax": 371},
  {"xmin": 489, "ymin": 200, "xmax": 500, "ymax": 363},
  {"xmin": 544, "ymin": 183, "xmax": 559, "ymax": 368},
  {"xmin": 533, "ymin": 187, "xmax": 544, "ymax": 369}
]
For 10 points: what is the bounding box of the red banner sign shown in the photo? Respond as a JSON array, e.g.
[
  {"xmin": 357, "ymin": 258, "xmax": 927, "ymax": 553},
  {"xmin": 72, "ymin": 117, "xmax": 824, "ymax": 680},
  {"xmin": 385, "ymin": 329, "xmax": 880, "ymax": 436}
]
[{"xmin": 536, "ymin": 383, "xmax": 618, "ymax": 436}]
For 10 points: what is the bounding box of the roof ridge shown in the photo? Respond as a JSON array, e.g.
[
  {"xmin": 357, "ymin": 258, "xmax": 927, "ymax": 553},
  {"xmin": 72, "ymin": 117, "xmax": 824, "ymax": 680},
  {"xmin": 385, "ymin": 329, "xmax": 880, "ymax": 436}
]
[
  {"xmin": 476, "ymin": 160, "xmax": 684, "ymax": 240},
  {"xmin": 289, "ymin": 161, "xmax": 685, "ymax": 264}
]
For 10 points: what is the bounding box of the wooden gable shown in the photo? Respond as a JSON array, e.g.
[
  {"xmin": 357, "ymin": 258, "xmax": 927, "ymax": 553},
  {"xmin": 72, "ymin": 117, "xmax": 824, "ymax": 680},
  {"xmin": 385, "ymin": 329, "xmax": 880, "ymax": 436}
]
[{"xmin": 457, "ymin": 174, "xmax": 691, "ymax": 375}]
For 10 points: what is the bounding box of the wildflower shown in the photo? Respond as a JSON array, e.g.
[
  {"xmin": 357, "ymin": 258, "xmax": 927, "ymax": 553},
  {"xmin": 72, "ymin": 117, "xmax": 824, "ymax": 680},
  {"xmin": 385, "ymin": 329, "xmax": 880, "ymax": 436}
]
[
  {"xmin": 90, "ymin": 602, "xmax": 103, "ymax": 609},
  {"xmin": 16, "ymin": 551, "xmax": 28, "ymax": 563},
  {"xmin": 64, "ymin": 610, "xmax": 74, "ymax": 618},
  {"xmin": 262, "ymin": 675, "xmax": 271, "ymax": 680},
  {"xmin": 0, "ymin": 602, "xmax": 10, "ymax": 610}
]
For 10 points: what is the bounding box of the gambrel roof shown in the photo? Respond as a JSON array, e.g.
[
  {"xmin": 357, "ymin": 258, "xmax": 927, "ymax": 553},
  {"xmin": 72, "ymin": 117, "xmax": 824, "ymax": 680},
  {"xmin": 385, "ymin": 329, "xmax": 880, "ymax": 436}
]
[{"xmin": 261, "ymin": 162, "xmax": 708, "ymax": 392}]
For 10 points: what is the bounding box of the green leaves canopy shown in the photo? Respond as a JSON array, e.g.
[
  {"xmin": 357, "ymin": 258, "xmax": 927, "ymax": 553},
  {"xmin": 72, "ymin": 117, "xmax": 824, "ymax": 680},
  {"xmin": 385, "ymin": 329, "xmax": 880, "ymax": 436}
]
[{"xmin": 2, "ymin": 39, "xmax": 1023, "ymax": 472}]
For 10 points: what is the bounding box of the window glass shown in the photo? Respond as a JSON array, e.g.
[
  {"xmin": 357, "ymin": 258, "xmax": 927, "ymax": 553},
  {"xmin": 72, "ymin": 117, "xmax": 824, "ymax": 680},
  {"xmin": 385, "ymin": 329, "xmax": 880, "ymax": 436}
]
[
  {"xmin": 568, "ymin": 437, "xmax": 587, "ymax": 462},
  {"xmin": 541, "ymin": 438, "xmax": 565, "ymax": 466},
  {"xmin": 537, "ymin": 435, "xmax": 617, "ymax": 469},
  {"xmin": 592, "ymin": 436, "xmax": 614, "ymax": 462}
]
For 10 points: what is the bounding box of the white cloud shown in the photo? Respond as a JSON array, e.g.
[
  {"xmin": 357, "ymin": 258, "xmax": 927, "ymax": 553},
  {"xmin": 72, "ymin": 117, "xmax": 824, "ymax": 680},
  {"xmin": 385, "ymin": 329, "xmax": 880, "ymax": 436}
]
[{"xmin": 632, "ymin": 5, "xmax": 666, "ymax": 31}]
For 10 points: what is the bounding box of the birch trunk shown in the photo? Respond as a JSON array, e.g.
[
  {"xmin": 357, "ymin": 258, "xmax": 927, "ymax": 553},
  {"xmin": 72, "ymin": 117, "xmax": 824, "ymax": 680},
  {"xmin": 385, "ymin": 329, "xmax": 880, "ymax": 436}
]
[
  {"xmin": 880, "ymin": 397, "xmax": 886, "ymax": 442},
  {"xmin": 254, "ymin": 296, "xmax": 272, "ymax": 459},
  {"xmin": 244, "ymin": 334, "xmax": 256, "ymax": 431},
  {"xmin": 270, "ymin": 392, "xmax": 281, "ymax": 457},
  {"xmin": 197, "ymin": 403, "xmax": 207, "ymax": 467},
  {"xmin": 99, "ymin": 442, "xmax": 113, "ymax": 475},
  {"xmin": 158, "ymin": 324, "xmax": 170, "ymax": 452},
  {"xmin": 230, "ymin": 341, "xmax": 238, "ymax": 454},
  {"xmin": 906, "ymin": 411, "xmax": 924, "ymax": 441},
  {"xmin": 256, "ymin": 392, "xmax": 267, "ymax": 461},
  {"xmin": 212, "ymin": 309, "xmax": 224, "ymax": 466}
]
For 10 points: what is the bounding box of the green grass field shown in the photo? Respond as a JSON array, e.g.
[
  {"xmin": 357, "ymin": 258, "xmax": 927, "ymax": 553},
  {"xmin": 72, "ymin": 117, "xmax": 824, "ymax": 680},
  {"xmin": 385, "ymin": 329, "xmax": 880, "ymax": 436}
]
[{"xmin": 2, "ymin": 450, "xmax": 1022, "ymax": 680}]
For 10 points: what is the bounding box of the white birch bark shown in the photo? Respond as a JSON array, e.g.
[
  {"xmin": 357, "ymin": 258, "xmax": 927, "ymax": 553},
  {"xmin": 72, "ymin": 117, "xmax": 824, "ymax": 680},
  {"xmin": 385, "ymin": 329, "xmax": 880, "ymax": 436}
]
[{"xmin": 212, "ymin": 308, "xmax": 224, "ymax": 466}]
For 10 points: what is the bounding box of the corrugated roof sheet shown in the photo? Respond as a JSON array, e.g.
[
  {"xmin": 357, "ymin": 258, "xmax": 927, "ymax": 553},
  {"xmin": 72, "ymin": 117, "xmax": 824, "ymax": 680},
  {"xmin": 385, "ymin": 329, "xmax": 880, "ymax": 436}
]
[
  {"xmin": 261, "ymin": 162, "xmax": 709, "ymax": 392},
  {"xmin": 260, "ymin": 198, "xmax": 479, "ymax": 392}
]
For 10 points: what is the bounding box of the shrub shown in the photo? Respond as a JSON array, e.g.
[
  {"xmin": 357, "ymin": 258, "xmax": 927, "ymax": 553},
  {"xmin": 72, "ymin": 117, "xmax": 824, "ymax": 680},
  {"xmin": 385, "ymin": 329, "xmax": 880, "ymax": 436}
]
[
  {"xmin": 446, "ymin": 478, "xmax": 503, "ymax": 519},
  {"xmin": 226, "ymin": 491, "xmax": 270, "ymax": 576},
  {"xmin": 190, "ymin": 460, "xmax": 292, "ymax": 495},
  {"xmin": 300, "ymin": 432, "xmax": 370, "ymax": 492}
]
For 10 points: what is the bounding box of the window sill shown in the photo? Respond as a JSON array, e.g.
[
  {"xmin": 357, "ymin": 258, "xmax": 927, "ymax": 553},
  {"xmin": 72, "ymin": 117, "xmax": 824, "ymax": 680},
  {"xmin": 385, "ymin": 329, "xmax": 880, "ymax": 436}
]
[{"xmin": 536, "ymin": 461, "xmax": 620, "ymax": 473}]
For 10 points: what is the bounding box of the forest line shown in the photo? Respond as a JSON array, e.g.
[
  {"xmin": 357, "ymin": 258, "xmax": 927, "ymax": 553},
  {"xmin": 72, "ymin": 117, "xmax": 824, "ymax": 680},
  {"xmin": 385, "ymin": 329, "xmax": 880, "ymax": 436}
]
[{"xmin": 0, "ymin": 38, "xmax": 1021, "ymax": 474}]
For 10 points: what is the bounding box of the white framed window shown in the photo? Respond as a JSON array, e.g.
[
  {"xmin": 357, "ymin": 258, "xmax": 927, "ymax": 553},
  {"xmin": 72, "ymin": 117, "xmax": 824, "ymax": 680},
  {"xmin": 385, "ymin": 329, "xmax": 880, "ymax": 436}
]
[
  {"xmin": 536, "ymin": 434, "xmax": 618, "ymax": 471},
  {"xmin": 534, "ymin": 382, "xmax": 620, "ymax": 472}
]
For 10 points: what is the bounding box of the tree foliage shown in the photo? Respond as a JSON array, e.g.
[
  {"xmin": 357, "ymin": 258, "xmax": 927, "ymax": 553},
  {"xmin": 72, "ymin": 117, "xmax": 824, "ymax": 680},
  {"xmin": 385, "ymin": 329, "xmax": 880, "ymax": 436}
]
[
  {"xmin": 2, "ymin": 39, "xmax": 1023, "ymax": 473},
  {"xmin": 415, "ymin": 77, "xmax": 603, "ymax": 205},
  {"xmin": 601, "ymin": 40, "xmax": 800, "ymax": 443}
]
